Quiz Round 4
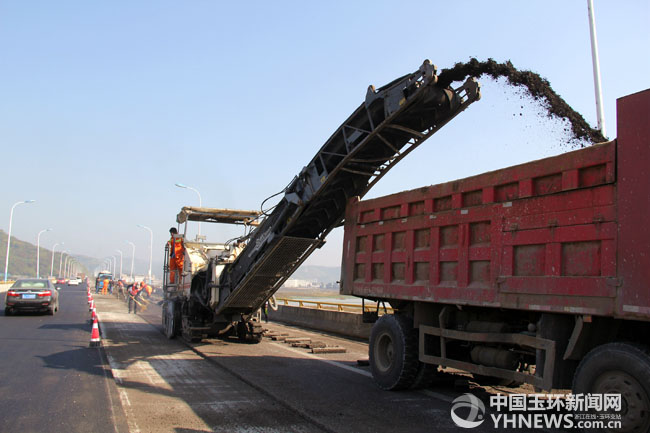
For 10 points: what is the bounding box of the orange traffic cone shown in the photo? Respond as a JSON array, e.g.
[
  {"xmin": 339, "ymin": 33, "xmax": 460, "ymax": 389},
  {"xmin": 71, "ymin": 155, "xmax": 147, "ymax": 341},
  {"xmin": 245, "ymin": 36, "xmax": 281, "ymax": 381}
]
[
  {"xmin": 89, "ymin": 317, "xmax": 101, "ymax": 347},
  {"xmin": 87, "ymin": 293, "xmax": 92, "ymax": 304},
  {"xmin": 91, "ymin": 307, "xmax": 97, "ymax": 321},
  {"xmin": 89, "ymin": 299, "xmax": 95, "ymax": 312}
]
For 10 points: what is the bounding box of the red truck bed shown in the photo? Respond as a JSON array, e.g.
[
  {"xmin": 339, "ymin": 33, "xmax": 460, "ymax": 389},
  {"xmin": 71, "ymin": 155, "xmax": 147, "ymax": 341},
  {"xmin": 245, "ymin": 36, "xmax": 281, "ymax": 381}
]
[{"xmin": 342, "ymin": 89, "xmax": 650, "ymax": 321}]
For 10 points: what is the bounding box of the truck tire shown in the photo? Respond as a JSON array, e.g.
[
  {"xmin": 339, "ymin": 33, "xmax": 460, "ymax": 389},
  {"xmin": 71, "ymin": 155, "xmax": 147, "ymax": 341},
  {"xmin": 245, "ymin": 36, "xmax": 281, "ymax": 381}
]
[
  {"xmin": 410, "ymin": 363, "xmax": 439, "ymax": 389},
  {"xmin": 572, "ymin": 343, "xmax": 650, "ymax": 433},
  {"xmin": 163, "ymin": 301, "xmax": 179, "ymax": 339},
  {"xmin": 369, "ymin": 314, "xmax": 419, "ymax": 390}
]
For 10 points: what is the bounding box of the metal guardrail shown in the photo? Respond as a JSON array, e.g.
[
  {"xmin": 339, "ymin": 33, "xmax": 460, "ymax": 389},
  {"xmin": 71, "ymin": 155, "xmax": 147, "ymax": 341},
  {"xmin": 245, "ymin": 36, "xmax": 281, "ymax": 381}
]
[{"xmin": 276, "ymin": 297, "xmax": 393, "ymax": 314}]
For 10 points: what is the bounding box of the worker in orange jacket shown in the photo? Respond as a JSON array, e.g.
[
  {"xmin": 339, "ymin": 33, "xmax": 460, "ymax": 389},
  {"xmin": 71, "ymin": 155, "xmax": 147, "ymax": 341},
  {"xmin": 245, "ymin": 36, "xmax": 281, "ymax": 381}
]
[
  {"xmin": 128, "ymin": 282, "xmax": 144, "ymax": 314},
  {"xmin": 168, "ymin": 227, "xmax": 185, "ymax": 284},
  {"xmin": 102, "ymin": 277, "xmax": 109, "ymax": 295}
]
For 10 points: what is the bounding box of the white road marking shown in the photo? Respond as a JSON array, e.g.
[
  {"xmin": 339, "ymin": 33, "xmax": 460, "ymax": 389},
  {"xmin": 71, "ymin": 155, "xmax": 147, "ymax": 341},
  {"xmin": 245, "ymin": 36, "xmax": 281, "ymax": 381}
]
[
  {"xmin": 100, "ymin": 352, "xmax": 122, "ymax": 433},
  {"xmin": 270, "ymin": 342, "xmax": 372, "ymax": 377},
  {"xmin": 106, "ymin": 353, "xmax": 141, "ymax": 433}
]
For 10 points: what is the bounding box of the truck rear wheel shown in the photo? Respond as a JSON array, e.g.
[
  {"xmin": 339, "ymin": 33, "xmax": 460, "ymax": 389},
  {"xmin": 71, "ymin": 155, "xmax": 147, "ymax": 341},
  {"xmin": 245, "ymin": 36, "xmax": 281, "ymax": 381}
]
[
  {"xmin": 572, "ymin": 343, "xmax": 650, "ymax": 433},
  {"xmin": 369, "ymin": 314, "xmax": 419, "ymax": 390},
  {"xmin": 163, "ymin": 300, "xmax": 180, "ymax": 339},
  {"xmin": 410, "ymin": 363, "xmax": 439, "ymax": 389}
]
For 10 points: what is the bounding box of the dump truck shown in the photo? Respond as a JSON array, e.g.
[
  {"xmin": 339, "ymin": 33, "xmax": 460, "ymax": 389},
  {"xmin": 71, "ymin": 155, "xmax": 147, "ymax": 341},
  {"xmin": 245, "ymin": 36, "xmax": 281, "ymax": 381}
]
[
  {"xmin": 341, "ymin": 89, "xmax": 650, "ymax": 430},
  {"xmin": 161, "ymin": 60, "xmax": 481, "ymax": 342}
]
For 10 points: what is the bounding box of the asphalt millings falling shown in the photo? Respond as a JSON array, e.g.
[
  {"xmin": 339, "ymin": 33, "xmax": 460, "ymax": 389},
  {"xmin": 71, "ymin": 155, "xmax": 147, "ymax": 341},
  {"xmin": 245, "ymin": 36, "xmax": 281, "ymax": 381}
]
[{"xmin": 437, "ymin": 58, "xmax": 607, "ymax": 145}]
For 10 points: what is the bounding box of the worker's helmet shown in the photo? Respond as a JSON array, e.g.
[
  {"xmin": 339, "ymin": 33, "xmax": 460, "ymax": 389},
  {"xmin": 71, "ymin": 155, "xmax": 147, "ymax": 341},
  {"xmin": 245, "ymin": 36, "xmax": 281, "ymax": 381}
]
[{"xmin": 170, "ymin": 227, "xmax": 178, "ymax": 234}]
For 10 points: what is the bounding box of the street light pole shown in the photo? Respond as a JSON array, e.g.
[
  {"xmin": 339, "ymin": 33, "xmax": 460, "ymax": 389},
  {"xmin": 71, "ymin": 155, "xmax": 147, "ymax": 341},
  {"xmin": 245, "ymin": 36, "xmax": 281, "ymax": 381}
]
[
  {"xmin": 111, "ymin": 256, "xmax": 117, "ymax": 278},
  {"xmin": 587, "ymin": 0, "xmax": 607, "ymax": 138},
  {"xmin": 50, "ymin": 242, "xmax": 63, "ymax": 277},
  {"xmin": 137, "ymin": 224, "xmax": 153, "ymax": 284},
  {"xmin": 126, "ymin": 241, "xmax": 136, "ymax": 281},
  {"xmin": 64, "ymin": 254, "xmax": 72, "ymax": 278},
  {"xmin": 175, "ymin": 183, "xmax": 202, "ymax": 238},
  {"xmin": 36, "ymin": 228, "xmax": 52, "ymax": 278},
  {"xmin": 59, "ymin": 251, "xmax": 68, "ymax": 278},
  {"xmin": 115, "ymin": 249, "xmax": 123, "ymax": 280},
  {"xmin": 4, "ymin": 200, "xmax": 36, "ymax": 281}
]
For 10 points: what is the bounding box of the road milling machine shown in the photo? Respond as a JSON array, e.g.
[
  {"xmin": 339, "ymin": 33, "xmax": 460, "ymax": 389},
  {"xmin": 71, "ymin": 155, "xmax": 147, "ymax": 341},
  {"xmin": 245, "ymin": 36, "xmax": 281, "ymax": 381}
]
[{"xmin": 162, "ymin": 60, "xmax": 481, "ymax": 342}]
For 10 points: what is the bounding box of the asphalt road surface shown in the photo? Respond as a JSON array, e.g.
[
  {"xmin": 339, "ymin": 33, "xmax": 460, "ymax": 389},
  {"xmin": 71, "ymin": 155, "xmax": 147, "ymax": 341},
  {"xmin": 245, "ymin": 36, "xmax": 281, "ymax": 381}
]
[
  {"xmin": 97, "ymin": 292, "xmax": 548, "ymax": 433},
  {"xmin": 0, "ymin": 282, "xmax": 128, "ymax": 433},
  {"xmin": 2, "ymin": 283, "xmax": 550, "ymax": 432}
]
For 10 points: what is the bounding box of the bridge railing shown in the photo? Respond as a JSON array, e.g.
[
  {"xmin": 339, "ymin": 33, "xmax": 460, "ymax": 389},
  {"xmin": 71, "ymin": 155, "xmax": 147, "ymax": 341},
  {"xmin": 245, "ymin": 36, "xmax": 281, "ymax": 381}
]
[{"xmin": 275, "ymin": 297, "xmax": 394, "ymax": 314}]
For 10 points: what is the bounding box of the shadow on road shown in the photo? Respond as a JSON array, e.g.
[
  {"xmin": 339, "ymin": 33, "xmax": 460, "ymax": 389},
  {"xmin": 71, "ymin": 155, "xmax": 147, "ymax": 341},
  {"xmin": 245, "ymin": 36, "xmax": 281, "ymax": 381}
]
[
  {"xmin": 39, "ymin": 322, "xmax": 90, "ymax": 331},
  {"xmin": 36, "ymin": 345, "xmax": 111, "ymax": 378}
]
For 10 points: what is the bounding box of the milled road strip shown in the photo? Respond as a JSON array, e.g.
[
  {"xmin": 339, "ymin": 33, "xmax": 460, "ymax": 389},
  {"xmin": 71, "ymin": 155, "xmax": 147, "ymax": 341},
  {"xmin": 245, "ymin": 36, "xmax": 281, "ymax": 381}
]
[
  {"xmin": 96, "ymin": 303, "xmax": 324, "ymax": 433},
  {"xmin": 269, "ymin": 341, "xmax": 456, "ymax": 404},
  {"xmin": 101, "ymin": 295, "xmax": 552, "ymax": 432},
  {"xmin": 101, "ymin": 311, "xmax": 214, "ymax": 433}
]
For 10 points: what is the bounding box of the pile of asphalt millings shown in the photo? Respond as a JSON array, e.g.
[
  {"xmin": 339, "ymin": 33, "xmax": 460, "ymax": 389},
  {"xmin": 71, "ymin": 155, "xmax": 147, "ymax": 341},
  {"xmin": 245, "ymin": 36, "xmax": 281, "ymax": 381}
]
[{"xmin": 437, "ymin": 58, "xmax": 606, "ymax": 145}]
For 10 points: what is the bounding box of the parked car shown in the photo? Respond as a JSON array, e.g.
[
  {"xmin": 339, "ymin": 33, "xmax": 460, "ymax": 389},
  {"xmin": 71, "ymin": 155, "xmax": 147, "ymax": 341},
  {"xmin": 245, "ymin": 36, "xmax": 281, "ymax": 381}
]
[
  {"xmin": 5, "ymin": 279, "xmax": 60, "ymax": 315},
  {"xmin": 68, "ymin": 277, "xmax": 82, "ymax": 285}
]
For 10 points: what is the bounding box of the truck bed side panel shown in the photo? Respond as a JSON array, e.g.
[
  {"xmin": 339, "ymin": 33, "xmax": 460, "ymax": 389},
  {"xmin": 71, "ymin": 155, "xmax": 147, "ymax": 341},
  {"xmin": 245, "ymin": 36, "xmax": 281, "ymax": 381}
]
[
  {"xmin": 342, "ymin": 139, "xmax": 619, "ymax": 317},
  {"xmin": 616, "ymin": 89, "xmax": 650, "ymax": 319}
]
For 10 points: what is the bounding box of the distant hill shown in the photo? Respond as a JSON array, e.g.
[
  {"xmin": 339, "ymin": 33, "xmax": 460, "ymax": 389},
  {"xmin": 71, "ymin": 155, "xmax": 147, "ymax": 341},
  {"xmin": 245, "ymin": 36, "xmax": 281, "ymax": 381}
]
[
  {"xmin": 0, "ymin": 229, "xmax": 338, "ymax": 282},
  {"xmin": 290, "ymin": 265, "xmax": 341, "ymax": 284},
  {"xmin": 0, "ymin": 230, "xmax": 89, "ymax": 279}
]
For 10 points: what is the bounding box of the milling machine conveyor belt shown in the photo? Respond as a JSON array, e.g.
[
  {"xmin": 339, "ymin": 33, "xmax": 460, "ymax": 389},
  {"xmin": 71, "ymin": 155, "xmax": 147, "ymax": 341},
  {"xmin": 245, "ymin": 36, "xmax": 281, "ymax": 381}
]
[{"xmin": 215, "ymin": 60, "xmax": 481, "ymax": 317}]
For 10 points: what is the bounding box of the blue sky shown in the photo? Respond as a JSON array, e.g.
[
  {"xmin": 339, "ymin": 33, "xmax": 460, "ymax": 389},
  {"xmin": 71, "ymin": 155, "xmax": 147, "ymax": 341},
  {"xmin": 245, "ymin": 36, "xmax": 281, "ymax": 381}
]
[{"xmin": 1, "ymin": 1, "xmax": 648, "ymax": 275}]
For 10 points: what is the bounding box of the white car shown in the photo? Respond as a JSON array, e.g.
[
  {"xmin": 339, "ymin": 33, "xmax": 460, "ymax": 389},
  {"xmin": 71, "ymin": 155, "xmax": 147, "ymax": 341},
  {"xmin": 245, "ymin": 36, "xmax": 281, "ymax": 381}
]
[{"xmin": 68, "ymin": 277, "xmax": 82, "ymax": 286}]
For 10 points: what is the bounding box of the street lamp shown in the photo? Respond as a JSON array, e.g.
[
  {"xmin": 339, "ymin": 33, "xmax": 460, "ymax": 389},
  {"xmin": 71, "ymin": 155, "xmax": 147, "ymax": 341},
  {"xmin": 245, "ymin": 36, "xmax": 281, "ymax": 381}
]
[
  {"xmin": 175, "ymin": 183, "xmax": 202, "ymax": 238},
  {"xmin": 4, "ymin": 200, "xmax": 36, "ymax": 281},
  {"xmin": 137, "ymin": 224, "xmax": 153, "ymax": 284},
  {"xmin": 111, "ymin": 256, "xmax": 117, "ymax": 278},
  {"xmin": 59, "ymin": 250, "xmax": 68, "ymax": 278},
  {"xmin": 65, "ymin": 258, "xmax": 73, "ymax": 278},
  {"xmin": 115, "ymin": 249, "xmax": 123, "ymax": 280},
  {"xmin": 587, "ymin": 0, "xmax": 606, "ymax": 137},
  {"xmin": 64, "ymin": 254, "xmax": 72, "ymax": 278},
  {"xmin": 126, "ymin": 241, "xmax": 136, "ymax": 280},
  {"xmin": 36, "ymin": 228, "xmax": 52, "ymax": 278},
  {"xmin": 68, "ymin": 259, "xmax": 76, "ymax": 278},
  {"xmin": 50, "ymin": 242, "xmax": 63, "ymax": 277}
]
